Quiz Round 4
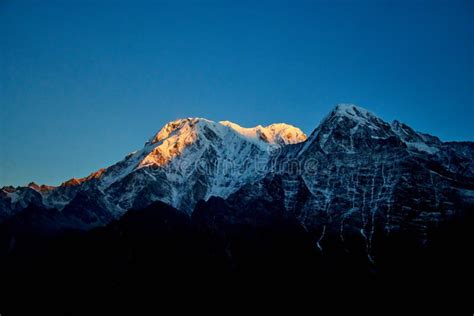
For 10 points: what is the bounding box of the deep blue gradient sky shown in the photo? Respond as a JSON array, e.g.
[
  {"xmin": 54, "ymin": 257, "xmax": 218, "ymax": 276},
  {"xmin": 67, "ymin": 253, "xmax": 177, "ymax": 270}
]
[{"xmin": 1, "ymin": 0, "xmax": 473, "ymax": 186}]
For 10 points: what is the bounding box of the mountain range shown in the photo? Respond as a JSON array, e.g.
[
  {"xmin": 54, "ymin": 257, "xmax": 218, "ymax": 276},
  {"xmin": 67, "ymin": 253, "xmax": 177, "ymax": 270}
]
[
  {"xmin": 1, "ymin": 104, "xmax": 473, "ymax": 312},
  {"xmin": 1, "ymin": 104, "xmax": 474, "ymax": 256}
]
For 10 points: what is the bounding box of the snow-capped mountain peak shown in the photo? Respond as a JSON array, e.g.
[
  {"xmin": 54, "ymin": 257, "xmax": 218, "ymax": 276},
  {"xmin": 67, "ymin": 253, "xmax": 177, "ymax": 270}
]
[
  {"xmin": 219, "ymin": 120, "xmax": 307, "ymax": 147},
  {"xmin": 332, "ymin": 103, "xmax": 375, "ymax": 117},
  {"xmin": 297, "ymin": 104, "xmax": 394, "ymax": 155},
  {"xmin": 327, "ymin": 104, "xmax": 387, "ymax": 130},
  {"xmin": 148, "ymin": 118, "xmax": 219, "ymax": 145},
  {"xmin": 139, "ymin": 118, "xmax": 306, "ymax": 169},
  {"xmin": 93, "ymin": 117, "xmax": 307, "ymax": 213},
  {"xmin": 140, "ymin": 118, "xmax": 216, "ymax": 168}
]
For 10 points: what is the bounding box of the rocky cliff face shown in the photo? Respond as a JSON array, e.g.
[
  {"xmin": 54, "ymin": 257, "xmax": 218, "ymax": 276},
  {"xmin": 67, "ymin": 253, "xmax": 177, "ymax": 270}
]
[{"xmin": 211, "ymin": 104, "xmax": 474, "ymax": 261}]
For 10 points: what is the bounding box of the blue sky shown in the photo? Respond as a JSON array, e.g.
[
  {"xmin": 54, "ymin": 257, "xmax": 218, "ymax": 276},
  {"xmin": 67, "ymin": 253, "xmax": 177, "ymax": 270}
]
[{"xmin": 1, "ymin": 0, "xmax": 473, "ymax": 186}]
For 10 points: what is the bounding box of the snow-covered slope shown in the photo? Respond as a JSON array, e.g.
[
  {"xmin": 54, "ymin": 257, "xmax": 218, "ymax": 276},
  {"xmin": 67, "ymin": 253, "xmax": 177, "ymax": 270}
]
[
  {"xmin": 220, "ymin": 120, "xmax": 307, "ymax": 148},
  {"xmin": 0, "ymin": 118, "xmax": 306, "ymax": 224},
  {"xmin": 99, "ymin": 118, "xmax": 306, "ymax": 213}
]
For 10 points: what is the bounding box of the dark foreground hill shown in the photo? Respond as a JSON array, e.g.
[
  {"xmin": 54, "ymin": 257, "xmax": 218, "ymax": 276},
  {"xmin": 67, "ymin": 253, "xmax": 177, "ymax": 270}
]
[{"xmin": 0, "ymin": 200, "xmax": 472, "ymax": 313}]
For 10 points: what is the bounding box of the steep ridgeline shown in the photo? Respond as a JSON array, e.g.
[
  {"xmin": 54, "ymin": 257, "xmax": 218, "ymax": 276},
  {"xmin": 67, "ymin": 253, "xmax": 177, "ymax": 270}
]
[
  {"xmin": 208, "ymin": 104, "xmax": 474, "ymax": 261},
  {"xmin": 0, "ymin": 118, "xmax": 306, "ymax": 228}
]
